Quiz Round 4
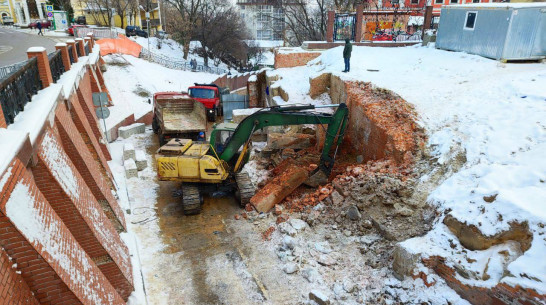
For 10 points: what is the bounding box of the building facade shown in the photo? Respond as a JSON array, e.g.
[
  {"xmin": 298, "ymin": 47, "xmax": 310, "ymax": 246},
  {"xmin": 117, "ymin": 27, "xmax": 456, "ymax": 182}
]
[
  {"xmin": 70, "ymin": 0, "xmax": 162, "ymax": 33},
  {"xmin": 1, "ymin": 0, "xmax": 47, "ymax": 25},
  {"xmin": 237, "ymin": 0, "xmax": 286, "ymax": 41}
]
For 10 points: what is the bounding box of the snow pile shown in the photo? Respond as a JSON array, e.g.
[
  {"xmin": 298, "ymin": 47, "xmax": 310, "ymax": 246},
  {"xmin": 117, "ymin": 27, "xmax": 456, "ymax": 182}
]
[{"xmin": 275, "ymin": 45, "xmax": 546, "ymax": 293}]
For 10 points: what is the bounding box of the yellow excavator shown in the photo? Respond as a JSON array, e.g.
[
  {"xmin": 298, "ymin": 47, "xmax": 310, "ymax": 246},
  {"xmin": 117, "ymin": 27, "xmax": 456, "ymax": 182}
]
[{"xmin": 156, "ymin": 103, "xmax": 349, "ymax": 215}]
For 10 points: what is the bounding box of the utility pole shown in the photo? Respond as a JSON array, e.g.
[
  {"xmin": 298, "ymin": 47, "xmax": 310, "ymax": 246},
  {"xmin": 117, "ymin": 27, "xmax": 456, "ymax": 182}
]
[{"xmin": 146, "ymin": 11, "xmax": 150, "ymax": 58}]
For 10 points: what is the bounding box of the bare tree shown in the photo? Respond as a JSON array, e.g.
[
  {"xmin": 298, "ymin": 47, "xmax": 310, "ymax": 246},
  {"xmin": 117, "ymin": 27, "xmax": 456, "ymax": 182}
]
[
  {"xmin": 194, "ymin": 0, "xmax": 249, "ymax": 68},
  {"xmin": 79, "ymin": 0, "xmax": 113, "ymax": 26},
  {"xmin": 163, "ymin": 0, "xmax": 203, "ymax": 59},
  {"xmin": 111, "ymin": 0, "xmax": 135, "ymax": 29}
]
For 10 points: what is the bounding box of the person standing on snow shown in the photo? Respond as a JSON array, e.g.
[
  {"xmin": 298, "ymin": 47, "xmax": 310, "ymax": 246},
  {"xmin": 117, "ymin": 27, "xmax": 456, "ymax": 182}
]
[
  {"xmin": 342, "ymin": 38, "xmax": 352, "ymax": 72},
  {"xmin": 37, "ymin": 21, "xmax": 43, "ymax": 36}
]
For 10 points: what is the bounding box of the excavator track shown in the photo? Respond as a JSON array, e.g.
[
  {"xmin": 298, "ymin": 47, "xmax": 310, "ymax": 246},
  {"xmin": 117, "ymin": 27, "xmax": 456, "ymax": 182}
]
[
  {"xmin": 235, "ymin": 172, "xmax": 255, "ymax": 207},
  {"xmin": 181, "ymin": 184, "xmax": 201, "ymax": 215}
]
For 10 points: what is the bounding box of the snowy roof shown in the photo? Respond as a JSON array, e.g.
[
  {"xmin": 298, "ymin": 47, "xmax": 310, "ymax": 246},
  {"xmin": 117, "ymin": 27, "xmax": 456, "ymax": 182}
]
[{"xmin": 445, "ymin": 2, "xmax": 546, "ymax": 9}]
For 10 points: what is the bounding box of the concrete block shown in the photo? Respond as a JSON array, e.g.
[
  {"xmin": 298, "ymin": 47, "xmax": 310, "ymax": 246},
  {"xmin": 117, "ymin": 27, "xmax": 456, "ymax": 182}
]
[
  {"xmin": 135, "ymin": 150, "xmax": 147, "ymax": 171},
  {"xmin": 124, "ymin": 159, "xmax": 138, "ymax": 178},
  {"xmin": 119, "ymin": 123, "xmax": 145, "ymax": 139},
  {"xmin": 123, "ymin": 143, "xmax": 135, "ymax": 161}
]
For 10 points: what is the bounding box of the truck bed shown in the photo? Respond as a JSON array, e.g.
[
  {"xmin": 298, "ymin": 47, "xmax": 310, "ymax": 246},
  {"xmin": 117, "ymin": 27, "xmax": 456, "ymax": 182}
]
[{"xmin": 157, "ymin": 99, "xmax": 207, "ymax": 134}]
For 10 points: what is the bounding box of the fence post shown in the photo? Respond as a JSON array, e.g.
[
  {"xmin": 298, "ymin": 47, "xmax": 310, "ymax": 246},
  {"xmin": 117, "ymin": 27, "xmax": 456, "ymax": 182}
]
[
  {"xmin": 66, "ymin": 39, "xmax": 79, "ymax": 63},
  {"xmin": 55, "ymin": 43, "xmax": 71, "ymax": 71},
  {"xmin": 86, "ymin": 32, "xmax": 95, "ymax": 49},
  {"xmin": 75, "ymin": 38, "xmax": 85, "ymax": 56},
  {"xmin": 355, "ymin": 4, "xmax": 363, "ymax": 42},
  {"xmin": 27, "ymin": 47, "xmax": 53, "ymax": 88},
  {"xmin": 327, "ymin": 11, "xmax": 335, "ymax": 43},
  {"xmin": 0, "ymin": 105, "xmax": 7, "ymax": 128}
]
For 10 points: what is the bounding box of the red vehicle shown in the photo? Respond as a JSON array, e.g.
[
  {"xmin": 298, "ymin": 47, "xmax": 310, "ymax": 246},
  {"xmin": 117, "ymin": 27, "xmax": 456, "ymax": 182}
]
[
  {"xmin": 188, "ymin": 83, "xmax": 226, "ymax": 122},
  {"xmin": 68, "ymin": 24, "xmax": 87, "ymax": 36},
  {"xmin": 28, "ymin": 19, "xmax": 51, "ymax": 29}
]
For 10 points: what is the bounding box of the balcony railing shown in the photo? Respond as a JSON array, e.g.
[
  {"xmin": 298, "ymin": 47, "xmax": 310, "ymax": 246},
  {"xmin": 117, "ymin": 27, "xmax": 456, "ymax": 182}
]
[{"xmin": 0, "ymin": 57, "xmax": 42, "ymax": 126}]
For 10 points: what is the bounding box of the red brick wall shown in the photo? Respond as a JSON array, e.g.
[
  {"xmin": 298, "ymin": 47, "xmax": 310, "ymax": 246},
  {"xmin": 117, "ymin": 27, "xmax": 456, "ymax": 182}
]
[
  {"xmin": 0, "ymin": 159, "xmax": 126, "ymax": 305},
  {"xmin": 31, "ymin": 126, "xmax": 133, "ymax": 299},
  {"xmin": 55, "ymin": 103, "xmax": 127, "ymax": 232},
  {"xmin": 77, "ymin": 70, "xmax": 112, "ymax": 160},
  {"xmin": 274, "ymin": 51, "xmax": 321, "ymax": 69},
  {"xmin": 0, "ymin": 246, "xmax": 40, "ymax": 305}
]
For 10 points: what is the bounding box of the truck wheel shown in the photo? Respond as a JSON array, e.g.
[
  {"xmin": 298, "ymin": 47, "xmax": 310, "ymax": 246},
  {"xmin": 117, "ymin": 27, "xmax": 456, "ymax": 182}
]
[
  {"xmin": 152, "ymin": 116, "xmax": 159, "ymax": 134},
  {"xmin": 235, "ymin": 172, "xmax": 255, "ymax": 208},
  {"xmin": 208, "ymin": 107, "xmax": 217, "ymax": 122},
  {"xmin": 158, "ymin": 128, "xmax": 165, "ymax": 146},
  {"xmin": 182, "ymin": 184, "xmax": 202, "ymax": 215}
]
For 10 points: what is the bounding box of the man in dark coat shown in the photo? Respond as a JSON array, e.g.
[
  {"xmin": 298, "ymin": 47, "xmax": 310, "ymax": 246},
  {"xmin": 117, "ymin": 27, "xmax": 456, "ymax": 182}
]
[
  {"xmin": 342, "ymin": 38, "xmax": 352, "ymax": 72},
  {"xmin": 37, "ymin": 21, "xmax": 43, "ymax": 36}
]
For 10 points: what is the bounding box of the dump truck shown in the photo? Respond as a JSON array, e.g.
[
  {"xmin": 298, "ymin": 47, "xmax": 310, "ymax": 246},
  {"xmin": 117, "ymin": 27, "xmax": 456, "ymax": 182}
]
[
  {"xmin": 151, "ymin": 92, "xmax": 207, "ymax": 146},
  {"xmin": 188, "ymin": 83, "xmax": 229, "ymax": 122},
  {"xmin": 156, "ymin": 103, "xmax": 349, "ymax": 215}
]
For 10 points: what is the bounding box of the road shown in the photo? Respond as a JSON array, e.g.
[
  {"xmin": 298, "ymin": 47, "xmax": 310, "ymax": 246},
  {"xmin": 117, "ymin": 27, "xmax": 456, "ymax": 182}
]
[
  {"xmin": 125, "ymin": 131, "xmax": 309, "ymax": 305},
  {"xmin": 0, "ymin": 27, "xmax": 68, "ymax": 66}
]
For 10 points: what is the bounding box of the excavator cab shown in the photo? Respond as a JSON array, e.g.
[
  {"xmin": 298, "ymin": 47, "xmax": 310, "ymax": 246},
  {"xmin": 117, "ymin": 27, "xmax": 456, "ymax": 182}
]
[{"xmin": 210, "ymin": 122, "xmax": 237, "ymax": 154}]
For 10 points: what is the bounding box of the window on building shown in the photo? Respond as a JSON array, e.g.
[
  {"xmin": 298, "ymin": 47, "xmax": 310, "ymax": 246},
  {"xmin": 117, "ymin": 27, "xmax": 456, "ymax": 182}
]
[
  {"xmin": 450, "ymin": 0, "xmax": 458, "ymax": 3},
  {"xmin": 464, "ymin": 11, "xmax": 477, "ymax": 30},
  {"xmin": 472, "ymin": 0, "xmax": 480, "ymax": 3},
  {"xmin": 435, "ymin": 0, "xmax": 443, "ymax": 4},
  {"xmin": 411, "ymin": 0, "xmax": 419, "ymax": 4}
]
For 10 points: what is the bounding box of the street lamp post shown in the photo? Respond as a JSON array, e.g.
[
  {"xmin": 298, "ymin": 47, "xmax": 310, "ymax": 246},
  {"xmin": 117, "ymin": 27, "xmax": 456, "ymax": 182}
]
[{"xmin": 146, "ymin": 11, "xmax": 150, "ymax": 59}]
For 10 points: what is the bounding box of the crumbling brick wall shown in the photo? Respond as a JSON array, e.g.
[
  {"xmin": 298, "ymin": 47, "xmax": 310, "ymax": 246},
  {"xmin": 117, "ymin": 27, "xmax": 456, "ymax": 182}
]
[
  {"xmin": 315, "ymin": 74, "xmax": 425, "ymax": 166},
  {"xmin": 274, "ymin": 50, "xmax": 321, "ymax": 69}
]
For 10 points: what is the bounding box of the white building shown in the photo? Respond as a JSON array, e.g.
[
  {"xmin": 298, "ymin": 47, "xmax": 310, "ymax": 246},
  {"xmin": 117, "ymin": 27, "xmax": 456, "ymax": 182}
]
[{"xmin": 237, "ymin": 0, "xmax": 287, "ymax": 40}]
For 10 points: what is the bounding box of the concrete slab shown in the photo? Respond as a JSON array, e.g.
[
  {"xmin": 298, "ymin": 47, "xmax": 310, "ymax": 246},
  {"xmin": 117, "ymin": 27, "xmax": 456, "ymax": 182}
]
[
  {"xmin": 135, "ymin": 150, "xmax": 147, "ymax": 171},
  {"xmin": 119, "ymin": 123, "xmax": 145, "ymax": 139},
  {"xmin": 123, "ymin": 143, "xmax": 135, "ymax": 161}
]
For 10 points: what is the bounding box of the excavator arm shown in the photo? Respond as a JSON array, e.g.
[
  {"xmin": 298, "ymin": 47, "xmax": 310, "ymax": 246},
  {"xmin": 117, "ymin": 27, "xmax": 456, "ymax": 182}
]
[{"xmin": 213, "ymin": 103, "xmax": 349, "ymax": 175}]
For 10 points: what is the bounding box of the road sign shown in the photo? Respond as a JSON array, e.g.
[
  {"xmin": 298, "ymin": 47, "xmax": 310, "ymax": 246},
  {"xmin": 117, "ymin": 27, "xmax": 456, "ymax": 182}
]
[
  {"xmin": 96, "ymin": 107, "xmax": 110, "ymax": 119},
  {"xmin": 46, "ymin": 5, "xmax": 53, "ymax": 12},
  {"xmin": 47, "ymin": 12, "xmax": 53, "ymax": 17},
  {"xmin": 92, "ymin": 92, "xmax": 109, "ymax": 106}
]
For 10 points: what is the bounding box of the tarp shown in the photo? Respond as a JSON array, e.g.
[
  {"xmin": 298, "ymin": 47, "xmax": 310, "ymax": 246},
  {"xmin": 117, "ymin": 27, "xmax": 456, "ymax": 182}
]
[{"xmin": 96, "ymin": 34, "xmax": 142, "ymax": 58}]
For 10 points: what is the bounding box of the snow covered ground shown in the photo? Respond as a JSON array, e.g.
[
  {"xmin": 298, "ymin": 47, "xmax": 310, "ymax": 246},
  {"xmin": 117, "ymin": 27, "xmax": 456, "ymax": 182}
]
[
  {"xmin": 102, "ymin": 55, "xmax": 217, "ymax": 127},
  {"xmin": 270, "ymin": 45, "xmax": 546, "ymax": 294}
]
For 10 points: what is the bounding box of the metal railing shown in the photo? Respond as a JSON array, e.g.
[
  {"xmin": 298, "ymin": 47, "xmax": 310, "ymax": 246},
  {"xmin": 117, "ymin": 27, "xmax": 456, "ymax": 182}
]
[
  {"xmin": 68, "ymin": 45, "xmax": 75, "ymax": 64},
  {"xmin": 0, "ymin": 60, "xmax": 27, "ymax": 82},
  {"xmin": 0, "ymin": 57, "xmax": 42, "ymax": 126},
  {"xmin": 48, "ymin": 50, "xmax": 65, "ymax": 83},
  {"xmin": 76, "ymin": 43, "xmax": 82, "ymax": 57},
  {"xmin": 139, "ymin": 48, "xmax": 228, "ymax": 75},
  {"xmin": 84, "ymin": 42, "xmax": 90, "ymax": 56},
  {"xmin": 75, "ymin": 27, "xmax": 117, "ymax": 39}
]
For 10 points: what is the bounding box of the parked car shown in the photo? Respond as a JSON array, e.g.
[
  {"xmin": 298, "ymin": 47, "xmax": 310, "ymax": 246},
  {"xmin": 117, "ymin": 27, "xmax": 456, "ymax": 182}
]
[
  {"xmin": 75, "ymin": 15, "xmax": 86, "ymax": 25},
  {"xmin": 28, "ymin": 19, "xmax": 51, "ymax": 29},
  {"xmin": 1, "ymin": 16, "xmax": 14, "ymax": 25},
  {"xmin": 67, "ymin": 24, "xmax": 87, "ymax": 36},
  {"xmin": 125, "ymin": 25, "xmax": 148, "ymax": 38}
]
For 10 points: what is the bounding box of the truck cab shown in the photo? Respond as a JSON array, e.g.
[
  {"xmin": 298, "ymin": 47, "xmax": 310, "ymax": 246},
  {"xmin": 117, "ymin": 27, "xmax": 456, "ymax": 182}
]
[{"xmin": 188, "ymin": 83, "xmax": 226, "ymax": 122}]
